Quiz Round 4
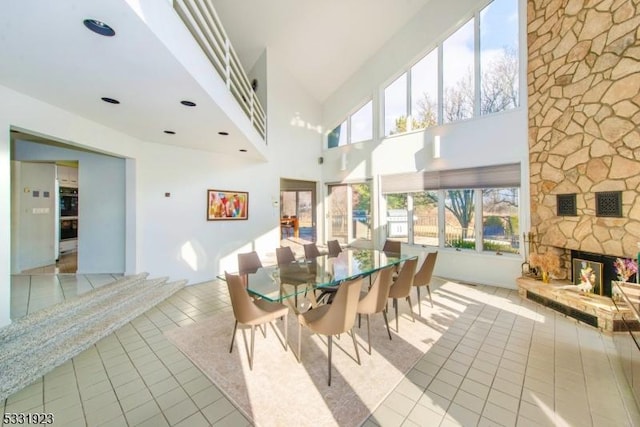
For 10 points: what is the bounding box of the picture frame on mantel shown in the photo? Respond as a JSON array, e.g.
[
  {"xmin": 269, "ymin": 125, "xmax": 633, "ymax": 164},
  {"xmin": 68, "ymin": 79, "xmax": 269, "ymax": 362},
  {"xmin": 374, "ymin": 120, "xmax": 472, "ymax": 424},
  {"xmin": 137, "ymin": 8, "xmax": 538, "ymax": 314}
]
[
  {"xmin": 207, "ymin": 189, "xmax": 248, "ymax": 220},
  {"xmin": 573, "ymin": 258, "xmax": 604, "ymax": 295}
]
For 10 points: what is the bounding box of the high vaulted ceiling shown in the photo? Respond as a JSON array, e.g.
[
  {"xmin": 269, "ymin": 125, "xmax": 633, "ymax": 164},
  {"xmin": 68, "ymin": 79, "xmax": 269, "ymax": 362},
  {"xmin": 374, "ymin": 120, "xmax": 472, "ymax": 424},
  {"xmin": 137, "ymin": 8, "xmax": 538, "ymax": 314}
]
[
  {"xmin": 212, "ymin": 0, "xmax": 433, "ymax": 102},
  {"xmin": 1, "ymin": 0, "xmax": 431, "ymax": 155}
]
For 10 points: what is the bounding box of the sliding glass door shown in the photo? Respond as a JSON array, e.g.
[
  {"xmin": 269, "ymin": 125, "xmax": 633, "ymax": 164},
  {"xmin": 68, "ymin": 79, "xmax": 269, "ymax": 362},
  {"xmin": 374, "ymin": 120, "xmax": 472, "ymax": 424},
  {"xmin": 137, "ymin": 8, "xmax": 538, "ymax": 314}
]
[{"xmin": 328, "ymin": 183, "xmax": 371, "ymax": 244}]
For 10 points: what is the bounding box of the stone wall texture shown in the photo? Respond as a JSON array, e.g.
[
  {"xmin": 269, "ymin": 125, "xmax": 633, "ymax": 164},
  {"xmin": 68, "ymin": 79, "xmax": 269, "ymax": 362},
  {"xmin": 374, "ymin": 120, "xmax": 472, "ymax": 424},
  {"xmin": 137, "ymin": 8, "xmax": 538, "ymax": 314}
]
[{"xmin": 528, "ymin": 0, "xmax": 640, "ymax": 274}]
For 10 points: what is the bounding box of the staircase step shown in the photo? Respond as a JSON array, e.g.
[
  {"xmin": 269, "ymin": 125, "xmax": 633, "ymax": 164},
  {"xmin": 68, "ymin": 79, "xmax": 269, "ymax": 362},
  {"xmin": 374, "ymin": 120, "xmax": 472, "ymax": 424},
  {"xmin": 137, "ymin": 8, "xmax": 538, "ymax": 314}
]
[{"xmin": 0, "ymin": 276, "xmax": 187, "ymax": 401}]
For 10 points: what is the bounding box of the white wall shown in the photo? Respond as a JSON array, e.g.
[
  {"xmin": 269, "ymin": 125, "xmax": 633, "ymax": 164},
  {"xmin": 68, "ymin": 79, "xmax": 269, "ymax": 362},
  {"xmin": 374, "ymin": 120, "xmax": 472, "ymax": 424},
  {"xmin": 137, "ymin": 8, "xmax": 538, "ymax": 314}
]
[{"xmin": 318, "ymin": 0, "xmax": 528, "ymax": 288}]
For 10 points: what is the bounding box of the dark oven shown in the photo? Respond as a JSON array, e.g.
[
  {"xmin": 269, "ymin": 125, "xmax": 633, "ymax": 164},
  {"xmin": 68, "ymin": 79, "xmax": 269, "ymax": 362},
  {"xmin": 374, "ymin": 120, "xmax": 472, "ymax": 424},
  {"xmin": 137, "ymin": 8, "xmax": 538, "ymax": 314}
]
[
  {"xmin": 60, "ymin": 187, "xmax": 78, "ymax": 217},
  {"xmin": 60, "ymin": 218, "xmax": 78, "ymax": 240}
]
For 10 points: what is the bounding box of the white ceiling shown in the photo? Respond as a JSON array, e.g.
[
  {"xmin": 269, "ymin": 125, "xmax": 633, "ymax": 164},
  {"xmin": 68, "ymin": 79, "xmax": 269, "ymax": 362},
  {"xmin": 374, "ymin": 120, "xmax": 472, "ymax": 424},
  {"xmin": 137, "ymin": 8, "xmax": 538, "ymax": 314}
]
[
  {"xmin": 212, "ymin": 0, "xmax": 433, "ymax": 102},
  {"xmin": 1, "ymin": 0, "xmax": 431, "ymax": 155}
]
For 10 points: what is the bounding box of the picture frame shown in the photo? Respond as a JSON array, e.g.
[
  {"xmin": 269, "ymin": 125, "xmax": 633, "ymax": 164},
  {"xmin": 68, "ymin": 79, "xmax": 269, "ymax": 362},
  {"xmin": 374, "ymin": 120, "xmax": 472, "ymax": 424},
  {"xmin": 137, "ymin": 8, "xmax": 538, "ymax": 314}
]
[
  {"xmin": 572, "ymin": 258, "xmax": 604, "ymax": 295},
  {"xmin": 207, "ymin": 189, "xmax": 248, "ymax": 220}
]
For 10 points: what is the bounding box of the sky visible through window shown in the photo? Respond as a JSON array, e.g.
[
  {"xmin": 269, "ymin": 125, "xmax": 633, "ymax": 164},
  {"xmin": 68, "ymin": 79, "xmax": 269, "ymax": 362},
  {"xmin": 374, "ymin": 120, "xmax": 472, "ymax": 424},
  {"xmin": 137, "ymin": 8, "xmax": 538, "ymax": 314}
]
[{"xmin": 384, "ymin": 0, "xmax": 518, "ymax": 133}]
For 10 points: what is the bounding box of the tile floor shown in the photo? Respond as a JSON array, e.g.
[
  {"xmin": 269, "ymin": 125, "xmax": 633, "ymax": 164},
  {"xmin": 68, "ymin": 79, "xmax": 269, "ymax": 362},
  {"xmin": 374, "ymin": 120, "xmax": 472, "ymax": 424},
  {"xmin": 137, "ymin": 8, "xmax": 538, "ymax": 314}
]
[{"xmin": 3, "ymin": 274, "xmax": 640, "ymax": 426}]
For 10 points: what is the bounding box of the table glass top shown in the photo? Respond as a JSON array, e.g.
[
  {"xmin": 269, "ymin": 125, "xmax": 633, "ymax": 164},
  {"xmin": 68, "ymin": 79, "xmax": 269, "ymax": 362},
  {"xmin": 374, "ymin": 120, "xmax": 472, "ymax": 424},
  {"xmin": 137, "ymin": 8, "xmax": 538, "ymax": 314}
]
[{"xmin": 227, "ymin": 248, "xmax": 413, "ymax": 302}]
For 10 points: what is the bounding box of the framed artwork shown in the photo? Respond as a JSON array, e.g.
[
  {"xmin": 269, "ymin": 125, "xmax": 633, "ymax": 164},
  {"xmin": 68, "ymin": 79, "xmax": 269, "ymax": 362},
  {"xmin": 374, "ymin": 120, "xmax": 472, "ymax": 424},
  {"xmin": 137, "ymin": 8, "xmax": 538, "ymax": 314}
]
[
  {"xmin": 572, "ymin": 258, "xmax": 604, "ymax": 295},
  {"xmin": 207, "ymin": 189, "xmax": 248, "ymax": 220}
]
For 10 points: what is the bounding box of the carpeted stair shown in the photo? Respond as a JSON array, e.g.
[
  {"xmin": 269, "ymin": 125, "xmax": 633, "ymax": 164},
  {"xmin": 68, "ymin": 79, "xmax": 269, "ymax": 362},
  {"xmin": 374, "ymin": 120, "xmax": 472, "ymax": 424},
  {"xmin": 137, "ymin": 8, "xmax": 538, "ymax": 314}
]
[{"xmin": 0, "ymin": 274, "xmax": 187, "ymax": 401}]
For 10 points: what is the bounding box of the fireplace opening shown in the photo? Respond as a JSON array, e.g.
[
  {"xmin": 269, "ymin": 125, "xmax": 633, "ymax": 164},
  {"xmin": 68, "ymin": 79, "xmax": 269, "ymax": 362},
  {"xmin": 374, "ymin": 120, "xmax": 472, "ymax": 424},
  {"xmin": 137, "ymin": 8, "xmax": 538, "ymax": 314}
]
[{"xmin": 571, "ymin": 250, "xmax": 618, "ymax": 297}]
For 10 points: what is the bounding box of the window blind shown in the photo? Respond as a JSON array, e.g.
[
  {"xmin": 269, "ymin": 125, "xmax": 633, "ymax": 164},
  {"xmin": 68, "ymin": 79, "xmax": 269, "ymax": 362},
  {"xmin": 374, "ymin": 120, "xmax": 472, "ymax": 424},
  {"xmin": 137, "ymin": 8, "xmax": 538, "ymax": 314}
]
[{"xmin": 380, "ymin": 163, "xmax": 521, "ymax": 194}]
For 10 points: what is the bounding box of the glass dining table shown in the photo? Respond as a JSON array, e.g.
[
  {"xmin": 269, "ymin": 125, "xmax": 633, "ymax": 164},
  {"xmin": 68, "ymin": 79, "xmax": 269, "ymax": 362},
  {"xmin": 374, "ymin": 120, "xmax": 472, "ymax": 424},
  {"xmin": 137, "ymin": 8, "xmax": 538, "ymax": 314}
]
[{"xmin": 222, "ymin": 248, "xmax": 415, "ymax": 308}]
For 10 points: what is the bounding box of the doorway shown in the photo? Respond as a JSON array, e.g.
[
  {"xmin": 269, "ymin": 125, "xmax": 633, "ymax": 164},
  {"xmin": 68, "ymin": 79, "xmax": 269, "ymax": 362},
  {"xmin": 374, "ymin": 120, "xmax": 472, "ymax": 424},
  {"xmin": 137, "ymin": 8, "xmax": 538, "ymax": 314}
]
[
  {"xmin": 280, "ymin": 179, "xmax": 316, "ymax": 242},
  {"xmin": 327, "ymin": 182, "xmax": 372, "ymax": 244}
]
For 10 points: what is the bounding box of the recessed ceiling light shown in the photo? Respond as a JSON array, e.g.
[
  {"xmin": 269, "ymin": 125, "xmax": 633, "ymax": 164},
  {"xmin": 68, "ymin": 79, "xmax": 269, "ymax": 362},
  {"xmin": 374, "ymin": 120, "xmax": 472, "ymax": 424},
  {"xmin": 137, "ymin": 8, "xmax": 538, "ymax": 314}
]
[
  {"xmin": 164, "ymin": 130, "xmax": 176, "ymax": 135},
  {"xmin": 83, "ymin": 19, "xmax": 115, "ymax": 37},
  {"xmin": 239, "ymin": 149, "xmax": 247, "ymax": 152},
  {"xmin": 180, "ymin": 100, "xmax": 196, "ymax": 107},
  {"xmin": 101, "ymin": 97, "xmax": 120, "ymax": 104},
  {"xmin": 218, "ymin": 131, "xmax": 229, "ymax": 136}
]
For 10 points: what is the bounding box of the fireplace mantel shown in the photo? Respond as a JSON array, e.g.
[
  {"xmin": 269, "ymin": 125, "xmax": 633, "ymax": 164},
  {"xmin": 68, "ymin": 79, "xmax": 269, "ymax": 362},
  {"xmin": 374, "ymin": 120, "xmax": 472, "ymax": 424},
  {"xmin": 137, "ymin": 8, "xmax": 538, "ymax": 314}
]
[{"xmin": 517, "ymin": 277, "xmax": 631, "ymax": 333}]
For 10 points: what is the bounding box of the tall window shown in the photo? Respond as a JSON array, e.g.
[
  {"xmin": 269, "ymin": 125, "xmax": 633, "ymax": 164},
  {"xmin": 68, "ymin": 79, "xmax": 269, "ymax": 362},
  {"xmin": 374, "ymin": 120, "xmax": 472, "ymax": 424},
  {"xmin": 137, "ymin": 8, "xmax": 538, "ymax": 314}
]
[
  {"xmin": 413, "ymin": 191, "xmax": 439, "ymax": 246},
  {"xmin": 444, "ymin": 189, "xmax": 476, "ymax": 249},
  {"xmin": 442, "ymin": 19, "xmax": 475, "ymax": 123},
  {"xmin": 411, "ymin": 49, "xmax": 438, "ymax": 130},
  {"xmin": 351, "ymin": 101, "xmax": 373, "ymax": 143},
  {"xmin": 482, "ymin": 188, "xmax": 519, "ymax": 254},
  {"xmin": 327, "ymin": 121, "xmax": 347, "ymax": 148},
  {"xmin": 480, "ymin": 0, "xmax": 519, "ymax": 115},
  {"xmin": 384, "ymin": 73, "xmax": 408, "ymax": 136}
]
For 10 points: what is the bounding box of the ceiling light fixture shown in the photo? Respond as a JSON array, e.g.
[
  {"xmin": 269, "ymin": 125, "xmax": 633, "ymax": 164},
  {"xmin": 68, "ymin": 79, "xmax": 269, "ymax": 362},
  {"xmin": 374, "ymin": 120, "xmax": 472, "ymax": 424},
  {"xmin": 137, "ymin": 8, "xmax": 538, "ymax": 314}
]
[
  {"xmin": 180, "ymin": 100, "xmax": 196, "ymax": 107},
  {"xmin": 83, "ymin": 19, "xmax": 115, "ymax": 37},
  {"xmin": 218, "ymin": 131, "xmax": 229, "ymax": 136},
  {"xmin": 164, "ymin": 130, "xmax": 176, "ymax": 135},
  {"xmin": 101, "ymin": 97, "xmax": 120, "ymax": 104},
  {"xmin": 239, "ymin": 149, "xmax": 247, "ymax": 152}
]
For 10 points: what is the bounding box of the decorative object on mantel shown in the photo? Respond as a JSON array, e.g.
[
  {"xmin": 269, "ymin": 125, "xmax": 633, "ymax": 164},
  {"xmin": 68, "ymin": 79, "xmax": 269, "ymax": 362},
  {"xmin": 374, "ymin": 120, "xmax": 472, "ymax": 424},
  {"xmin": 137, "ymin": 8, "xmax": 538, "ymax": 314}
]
[
  {"xmin": 529, "ymin": 251, "xmax": 560, "ymax": 283},
  {"xmin": 572, "ymin": 258, "xmax": 603, "ymax": 295},
  {"xmin": 521, "ymin": 231, "xmax": 538, "ymax": 277},
  {"xmin": 614, "ymin": 257, "xmax": 638, "ymax": 283}
]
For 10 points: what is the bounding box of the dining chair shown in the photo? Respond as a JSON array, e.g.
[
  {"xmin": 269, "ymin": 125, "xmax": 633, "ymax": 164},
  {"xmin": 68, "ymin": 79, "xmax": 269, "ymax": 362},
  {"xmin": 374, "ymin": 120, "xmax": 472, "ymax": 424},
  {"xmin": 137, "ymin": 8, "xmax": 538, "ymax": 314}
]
[
  {"xmin": 327, "ymin": 240, "xmax": 342, "ymax": 257},
  {"xmin": 387, "ymin": 257, "xmax": 418, "ymax": 332},
  {"xmin": 413, "ymin": 251, "xmax": 438, "ymax": 316},
  {"xmin": 238, "ymin": 251, "xmax": 263, "ymax": 287},
  {"xmin": 297, "ymin": 277, "xmax": 362, "ymax": 386},
  {"xmin": 356, "ymin": 265, "xmax": 395, "ymax": 354},
  {"xmin": 225, "ymin": 272, "xmax": 289, "ymax": 370},
  {"xmin": 382, "ymin": 239, "xmax": 401, "ymax": 254},
  {"xmin": 276, "ymin": 246, "xmax": 297, "ymax": 266},
  {"xmin": 303, "ymin": 242, "xmax": 323, "ymax": 259},
  {"xmin": 238, "ymin": 251, "xmax": 263, "ymax": 273}
]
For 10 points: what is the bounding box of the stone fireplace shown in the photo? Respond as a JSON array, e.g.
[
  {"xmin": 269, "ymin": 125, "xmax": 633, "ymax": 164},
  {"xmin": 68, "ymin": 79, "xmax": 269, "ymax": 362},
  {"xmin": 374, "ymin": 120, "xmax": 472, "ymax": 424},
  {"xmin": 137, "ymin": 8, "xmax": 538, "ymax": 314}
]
[{"xmin": 527, "ymin": 0, "xmax": 640, "ymax": 284}]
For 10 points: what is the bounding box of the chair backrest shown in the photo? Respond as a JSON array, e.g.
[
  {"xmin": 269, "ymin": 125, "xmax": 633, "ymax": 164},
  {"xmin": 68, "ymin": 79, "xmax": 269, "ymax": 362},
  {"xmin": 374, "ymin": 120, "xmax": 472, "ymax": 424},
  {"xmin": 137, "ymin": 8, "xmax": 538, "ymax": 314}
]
[
  {"xmin": 238, "ymin": 251, "xmax": 262, "ymax": 274},
  {"xmin": 327, "ymin": 240, "xmax": 342, "ymax": 257},
  {"xmin": 382, "ymin": 239, "xmax": 401, "ymax": 254},
  {"xmin": 310, "ymin": 278, "xmax": 363, "ymax": 336},
  {"xmin": 225, "ymin": 272, "xmax": 262, "ymax": 324},
  {"xmin": 304, "ymin": 243, "xmax": 322, "ymax": 259},
  {"xmin": 388, "ymin": 257, "xmax": 418, "ymax": 299},
  {"xmin": 414, "ymin": 251, "xmax": 438, "ymax": 287},
  {"xmin": 358, "ymin": 265, "xmax": 395, "ymax": 314},
  {"xmin": 276, "ymin": 246, "xmax": 296, "ymax": 266}
]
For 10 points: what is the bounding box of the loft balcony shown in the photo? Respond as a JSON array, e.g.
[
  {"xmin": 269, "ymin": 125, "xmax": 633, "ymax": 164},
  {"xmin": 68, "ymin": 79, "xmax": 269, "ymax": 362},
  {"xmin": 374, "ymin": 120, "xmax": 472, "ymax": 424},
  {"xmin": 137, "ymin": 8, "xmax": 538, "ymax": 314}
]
[{"xmin": 173, "ymin": 0, "xmax": 266, "ymax": 142}]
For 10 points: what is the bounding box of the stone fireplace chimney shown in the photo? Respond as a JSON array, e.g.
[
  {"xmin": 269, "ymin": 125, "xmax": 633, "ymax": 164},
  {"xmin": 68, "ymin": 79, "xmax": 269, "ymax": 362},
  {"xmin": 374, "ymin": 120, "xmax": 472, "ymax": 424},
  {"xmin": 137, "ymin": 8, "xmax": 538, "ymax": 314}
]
[{"xmin": 527, "ymin": 0, "xmax": 640, "ymax": 282}]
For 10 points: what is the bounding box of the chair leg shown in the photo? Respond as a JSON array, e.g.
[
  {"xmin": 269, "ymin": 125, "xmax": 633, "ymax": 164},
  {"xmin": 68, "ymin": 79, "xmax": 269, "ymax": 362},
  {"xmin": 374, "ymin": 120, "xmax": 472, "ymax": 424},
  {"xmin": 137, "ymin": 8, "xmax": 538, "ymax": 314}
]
[
  {"xmin": 382, "ymin": 309, "xmax": 392, "ymax": 340},
  {"xmin": 417, "ymin": 287, "xmax": 422, "ymax": 317},
  {"xmin": 283, "ymin": 314, "xmax": 288, "ymax": 351},
  {"xmin": 427, "ymin": 284, "xmax": 433, "ymax": 307},
  {"xmin": 297, "ymin": 322, "xmax": 302, "ymax": 363},
  {"xmin": 394, "ymin": 298, "xmax": 399, "ymax": 332},
  {"xmin": 358, "ymin": 313, "xmax": 362, "ymax": 328},
  {"xmin": 229, "ymin": 320, "xmax": 238, "ymax": 353},
  {"xmin": 406, "ymin": 296, "xmax": 415, "ymax": 323},
  {"xmin": 366, "ymin": 314, "xmax": 371, "ymax": 354},
  {"xmin": 249, "ymin": 325, "xmax": 255, "ymax": 370},
  {"xmin": 351, "ymin": 328, "xmax": 360, "ymax": 365},
  {"xmin": 328, "ymin": 335, "xmax": 333, "ymax": 386}
]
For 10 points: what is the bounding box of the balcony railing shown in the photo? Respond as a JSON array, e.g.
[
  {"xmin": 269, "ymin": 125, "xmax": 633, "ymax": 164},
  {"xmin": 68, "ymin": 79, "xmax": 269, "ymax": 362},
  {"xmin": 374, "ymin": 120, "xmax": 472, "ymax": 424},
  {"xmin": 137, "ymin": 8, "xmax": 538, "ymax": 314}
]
[{"xmin": 173, "ymin": 0, "xmax": 267, "ymax": 140}]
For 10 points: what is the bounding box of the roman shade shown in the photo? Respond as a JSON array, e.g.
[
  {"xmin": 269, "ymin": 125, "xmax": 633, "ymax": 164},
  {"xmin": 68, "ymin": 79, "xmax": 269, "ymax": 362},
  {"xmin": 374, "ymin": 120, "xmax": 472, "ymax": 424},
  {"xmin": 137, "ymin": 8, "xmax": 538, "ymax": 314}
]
[{"xmin": 380, "ymin": 163, "xmax": 521, "ymax": 194}]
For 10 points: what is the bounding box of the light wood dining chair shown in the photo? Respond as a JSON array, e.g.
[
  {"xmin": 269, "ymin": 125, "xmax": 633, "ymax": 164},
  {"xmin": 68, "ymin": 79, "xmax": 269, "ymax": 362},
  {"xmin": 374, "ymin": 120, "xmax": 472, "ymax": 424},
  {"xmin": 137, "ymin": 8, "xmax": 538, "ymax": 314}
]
[
  {"xmin": 276, "ymin": 246, "xmax": 297, "ymax": 266},
  {"xmin": 225, "ymin": 272, "xmax": 289, "ymax": 370},
  {"xmin": 327, "ymin": 240, "xmax": 342, "ymax": 257},
  {"xmin": 238, "ymin": 251, "xmax": 263, "ymax": 287},
  {"xmin": 414, "ymin": 251, "xmax": 438, "ymax": 316},
  {"xmin": 356, "ymin": 265, "xmax": 395, "ymax": 354},
  {"xmin": 297, "ymin": 277, "xmax": 362, "ymax": 386},
  {"xmin": 303, "ymin": 242, "xmax": 323, "ymax": 259},
  {"xmin": 382, "ymin": 239, "xmax": 401, "ymax": 254},
  {"xmin": 387, "ymin": 257, "xmax": 418, "ymax": 332}
]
